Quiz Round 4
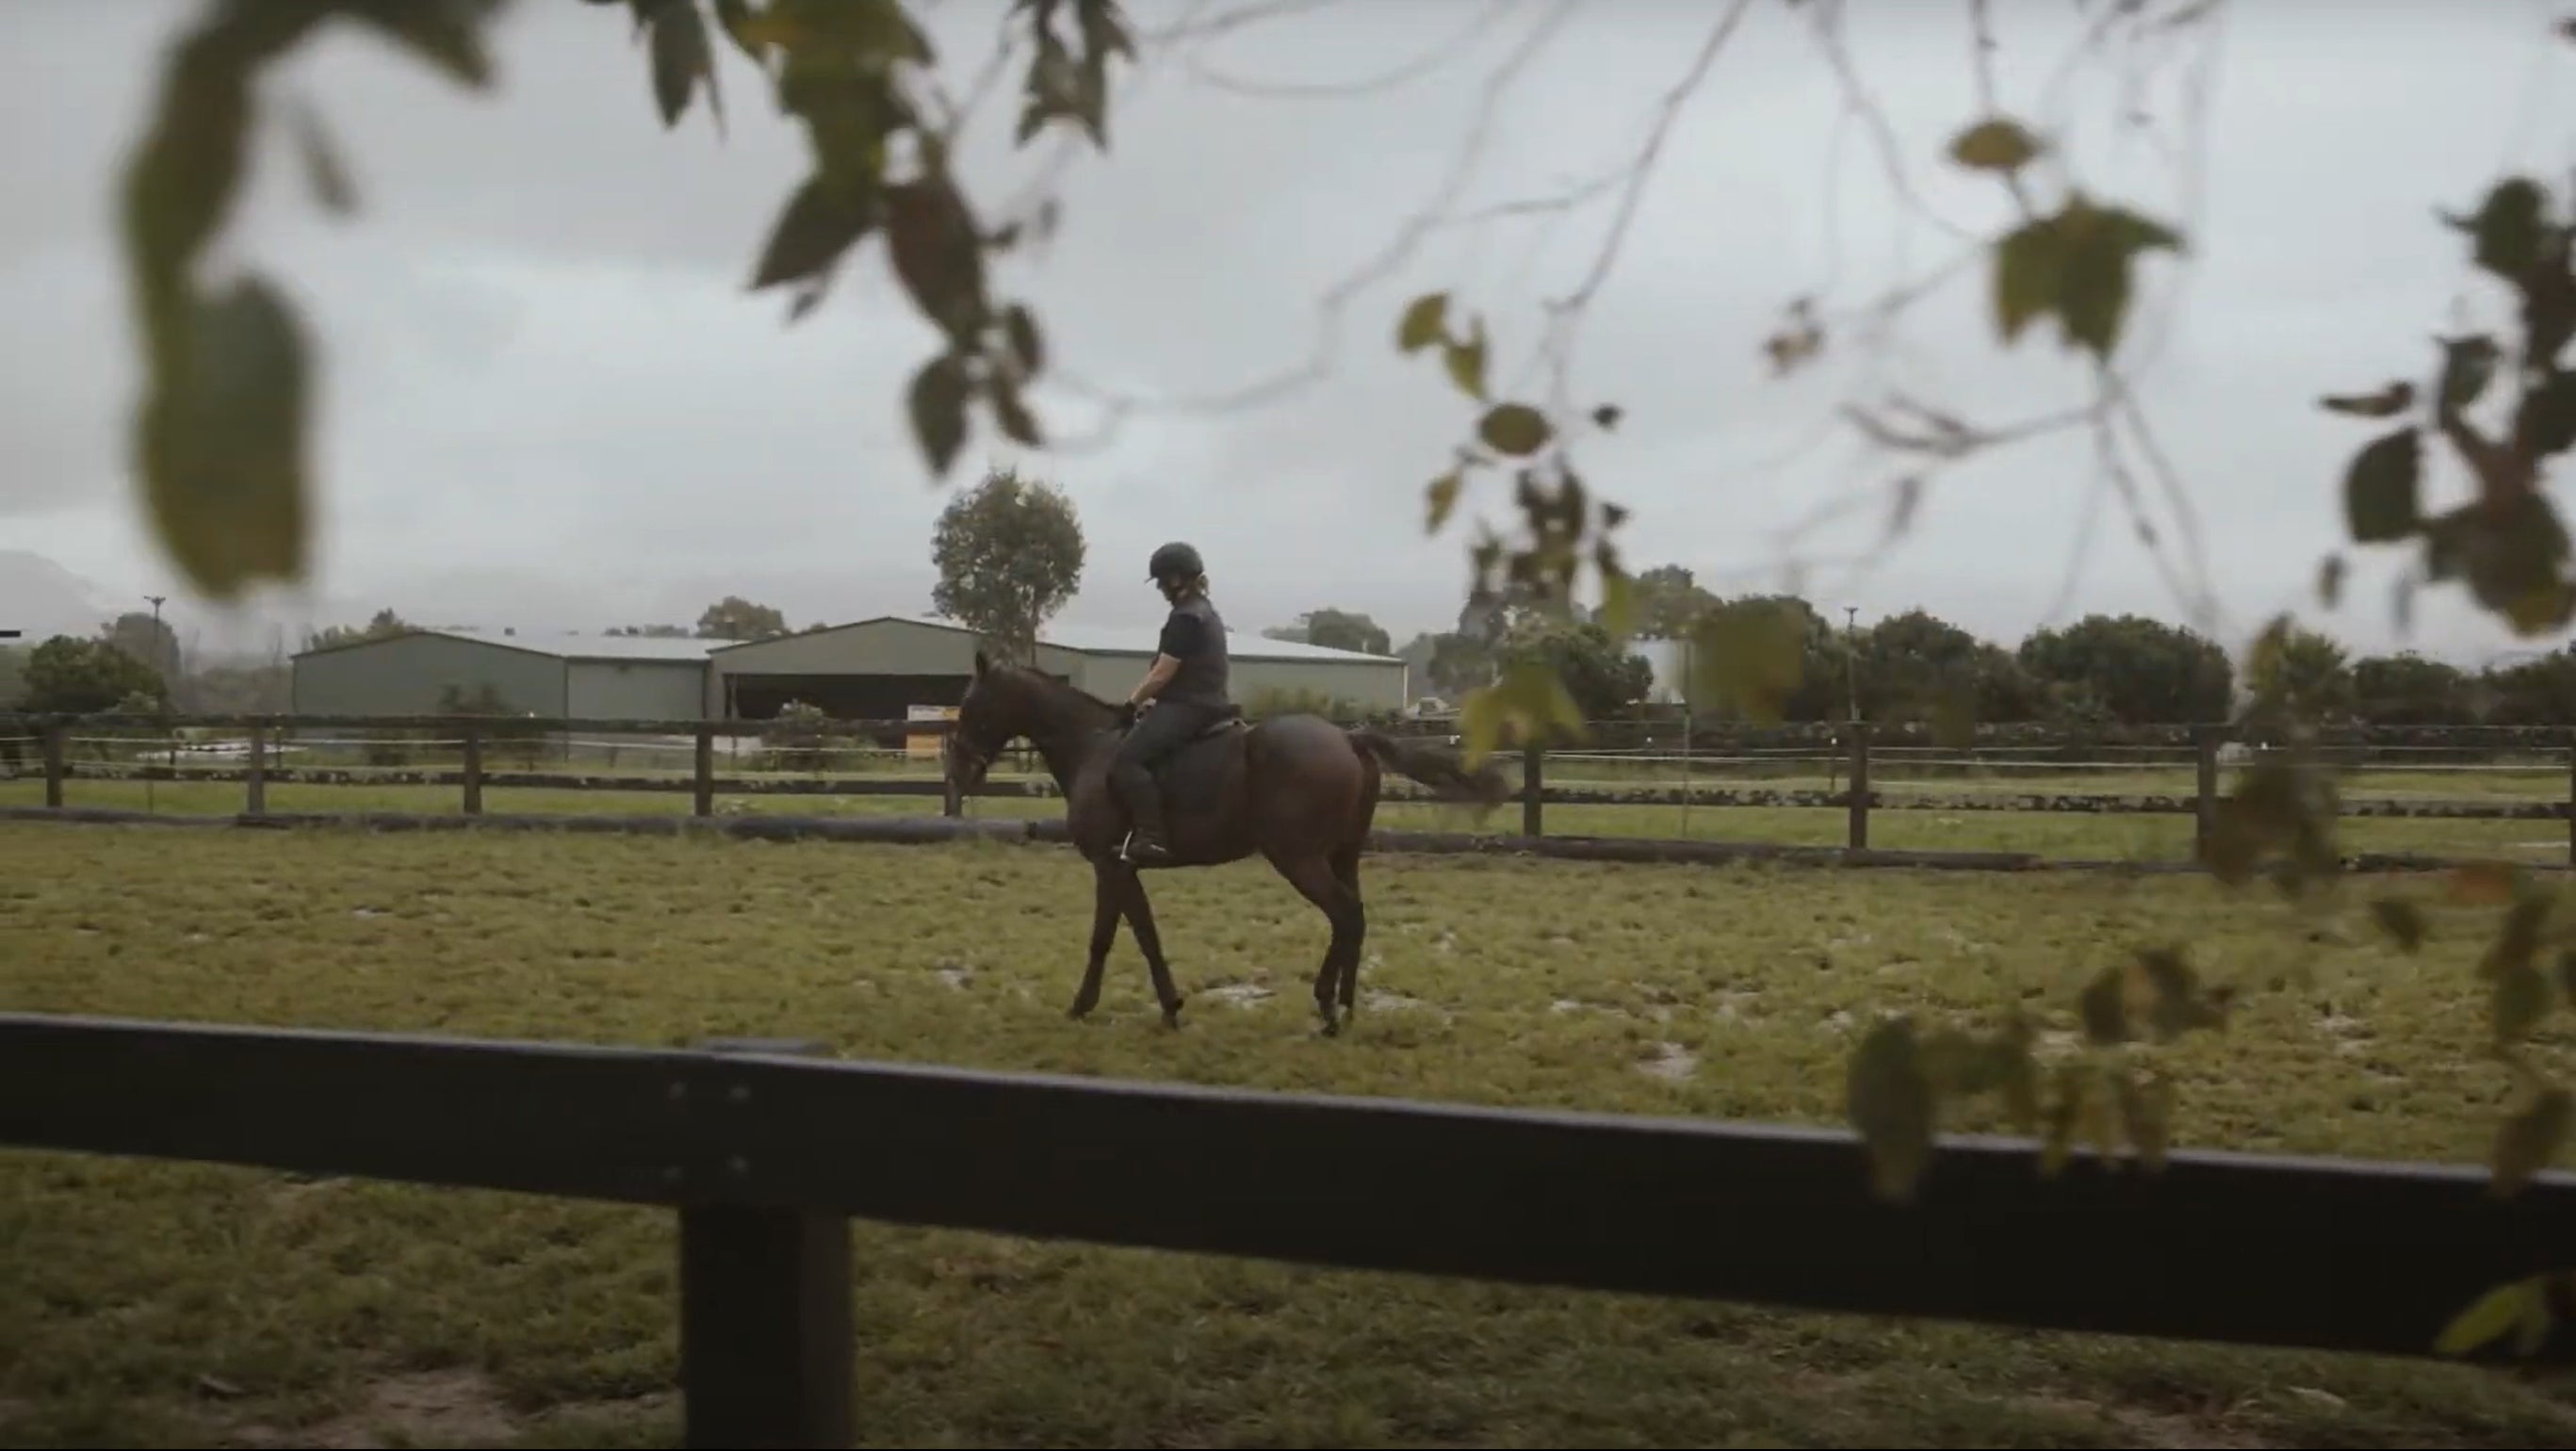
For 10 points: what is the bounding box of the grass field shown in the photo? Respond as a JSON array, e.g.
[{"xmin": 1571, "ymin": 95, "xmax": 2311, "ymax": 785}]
[
  {"xmin": 6, "ymin": 761, "xmax": 2570, "ymax": 865},
  {"xmin": 8, "ymin": 820, "xmax": 2576, "ymax": 1448}
]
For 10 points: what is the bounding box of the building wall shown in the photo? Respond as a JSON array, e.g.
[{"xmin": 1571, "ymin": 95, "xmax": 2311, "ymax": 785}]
[
  {"xmin": 1069, "ymin": 653, "xmax": 1407, "ymax": 713},
  {"xmin": 565, "ymin": 660, "xmax": 709, "ymax": 723},
  {"xmin": 292, "ymin": 634, "xmax": 566, "ymax": 717}
]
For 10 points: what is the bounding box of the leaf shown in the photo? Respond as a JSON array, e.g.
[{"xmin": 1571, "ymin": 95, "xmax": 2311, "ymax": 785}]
[
  {"xmin": 1991, "ymin": 215, "xmax": 2066, "ymax": 344},
  {"xmin": 2453, "ymin": 859, "xmax": 2524, "ymax": 906},
  {"xmin": 2457, "ymin": 177, "xmax": 2547, "ymax": 282},
  {"xmin": 648, "ymin": 0, "xmax": 715, "ymax": 126},
  {"xmin": 2437, "ymin": 1279, "xmax": 2540, "ymax": 1356},
  {"xmin": 1477, "ymin": 403, "xmax": 1554, "ymax": 457},
  {"xmin": 2316, "ymin": 553, "xmax": 2345, "ymax": 609},
  {"xmin": 1003, "ymin": 304, "xmax": 1047, "ymax": 378},
  {"xmin": 1948, "ymin": 116, "xmax": 2046, "ymax": 172},
  {"xmin": 2515, "ymin": 1280, "xmax": 2557, "ymax": 1357},
  {"xmin": 748, "ymin": 175, "xmax": 876, "ymax": 292},
  {"xmin": 1457, "ymin": 660, "xmax": 1583, "ymax": 766},
  {"xmin": 2128, "ymin": 945, "xmax": 2230, "ymax": 1041},
  {"xmin": 1395, "ymin": 292, "xmax": 1448, "ymax": 354},
  {"xmin": 2437, "ymin": 334, "xmax": 2503, "ymax": 413},
  {"xmin": 711, "ymin": 0, "xmax": 767, "ymax": 63},
  {"xmin": 988, "ymin": 377, "xmax": 1044, "ymax": 448},
  {"xmin": 1687, "ymin": 599, "xmax": 1808, "ymax": 726},
  {"xmin": 883, "ymin": 180, "xmax": 987, "ymax": 341},
  {"xmin": 288, "ymin": 100, "xmax": 358, "ymax": 217},
  {"xmin": 1424, "ymin": 469, "xmax": 1464, "ymax": 531},
  {"xmin": 2057, "ymin": 202, "xmax": 2183, "ymax": 360},
  {"xmin": 137, "ymin": 275, "xmax": 313, "ymax": 601},
  {"xmin": 1847, "ymin": 1017, "xmax": 1938, "ymax": 1203},
  {"xmin": 2342, "ymin": 428, "xmax": 2421, "ymax": 543},
  {"xmin": 1442, "ymin": 319, "xmax": 1491, "ymax": 402},
  {"xmin": 2370, "ymin": 896, "xmax": 2427, "ymax": 952},
  {"xmin": 2320, "ymin": 381, "xmax": 2416, "ymax": 418},
  {"xmin": 2078, "ymin": 964, "xmax": 2129, "ymax": 1046},
  {"xmin": 2039, "ymin": 1063, "xmax": 2084, "ymax": 1178},
  {"xmin": 341, "ymin": 0, "xmax": 497, "ymax": 90},
  {"xmin": 907, "ymin": 353, "xmax": 971, "ymax": 478},
  {"xmin": 1591, "ymin": 404, "xmax": 1623, "ymax": 431},
  {"xmin": 1596, "ymin": 559, "xmax": 1637, "ymax": 643},
  {"xmin": 2517, "ymin": 370, "xmax": 2576, "ymax": 461},
  {"xmin": 2494, "ymin": 963, "xmax": 2552, "ymax": 1048},
  {"xmin": 2113, "ymin": 1066, "xmax": 2173, "ymax": 1171},
  {"xmin": 2490, "ymin": 1084, "xmax": 2571, "ymax": 1197}
]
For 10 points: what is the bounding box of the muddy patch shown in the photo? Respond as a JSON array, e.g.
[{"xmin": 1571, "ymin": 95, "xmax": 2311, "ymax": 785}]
[
  {"xmin": 1637, "ymin": 1040, "xmax": 1700, "ymax": 1083},
  {"xmin": 934, "ymin": 963, "xmax": 973, "ymax": 990},
  {"xmin": 238, "ymin": 1370, "xmax": 518, "ymax": 1449},
  {"xmin": 1202, "ymin": 983, "xmax": 1277, "ymax": 1008}
]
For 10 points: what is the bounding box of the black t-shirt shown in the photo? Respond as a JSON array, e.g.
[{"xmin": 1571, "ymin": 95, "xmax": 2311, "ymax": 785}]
[
  {"xmin": 1156, "ymin": 595, "xmax": 1231, "ymax": 707},
  {"xmin": 1158, "ymin": 610, "xmax": 1206, "ymax": 660}
]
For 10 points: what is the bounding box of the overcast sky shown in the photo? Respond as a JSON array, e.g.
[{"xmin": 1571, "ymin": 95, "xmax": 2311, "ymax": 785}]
[{"xmin": 2, "ymin": 0, "xmax": 2570, "ymax": 664}]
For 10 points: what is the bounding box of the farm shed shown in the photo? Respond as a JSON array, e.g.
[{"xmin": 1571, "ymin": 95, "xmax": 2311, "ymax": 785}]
[
  {"xmin": 290, "ymin": 629, "xmax": 722, "ymax": 720},
  {"xmin": 706, "ymin": 614, "xmax": 1409, "ymax": 723}
]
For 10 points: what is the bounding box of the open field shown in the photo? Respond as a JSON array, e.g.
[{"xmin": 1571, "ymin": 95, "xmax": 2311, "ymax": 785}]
[
  {"xmin": 8, "ymin": 822, "xmax": 2576, "ymax": 1447},
  {"xmin": 8, "ymin": 767, "xmax": 2568, "ymax": 864}
]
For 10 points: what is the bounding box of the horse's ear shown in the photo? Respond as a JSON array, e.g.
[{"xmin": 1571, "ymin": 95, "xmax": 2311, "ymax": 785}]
[{"xmin": 972, "ymin": 649, "xmax": 989, "ymax": 679}]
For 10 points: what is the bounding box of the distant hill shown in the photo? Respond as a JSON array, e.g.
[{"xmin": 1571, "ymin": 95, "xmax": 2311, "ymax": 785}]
[{"xmin": 0, "ymin": 550, "xmax": 111, "ymax": 643}]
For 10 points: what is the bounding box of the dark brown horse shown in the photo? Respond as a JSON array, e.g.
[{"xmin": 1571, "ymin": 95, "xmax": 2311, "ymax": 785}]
[{"xmin": 943, "ymin": 652, "xmax": 1508, "ymax": 1034}]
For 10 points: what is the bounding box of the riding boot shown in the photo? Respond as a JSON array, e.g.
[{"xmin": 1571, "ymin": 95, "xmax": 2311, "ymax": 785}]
[{"xmin": 1122, "ymin": 785, "xmax": 1176, "ymax": 865}]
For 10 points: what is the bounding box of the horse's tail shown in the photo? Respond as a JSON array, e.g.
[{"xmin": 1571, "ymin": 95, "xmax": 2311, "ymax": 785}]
[{"xmin": 1346, "ymin": 726, "xmax": 1513, "ymax": 813}]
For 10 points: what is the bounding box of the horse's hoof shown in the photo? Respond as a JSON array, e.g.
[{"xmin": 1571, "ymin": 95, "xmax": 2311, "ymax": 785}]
[
  {"xmin": 1160, "ymin": 1009, "xmax": 1183, "ymax": 1031},
  {"xmin": 1068, "ymin": 1000, "xmax": 1097, "ymax": 1021}
]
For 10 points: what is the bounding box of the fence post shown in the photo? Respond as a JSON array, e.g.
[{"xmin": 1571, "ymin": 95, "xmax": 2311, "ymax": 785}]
[
  {"xmin": 2193, "ymin": 726, "xmax": 2221, "ymax": 862},
  {"xmin": 1846, "ymin": 723, "xmax": 1871, "ymax": 852},
  {"xmin": 1521, "ymin": 742, "xmax": 1543, "ymax": 838},
  {"xmin": 462, "ymin": 726, "xmax": 484, "ymax": 817},
  {"xmin": 680, "ymin": 1037, "xmax": 854, "ymax": 1450},
  {"xmin": 693, "ymin": 726, "xmax": 715, "ymax": 819},
  {"xmin": 41, "ymin": 722, "xmax": 64, "ymax": 808},
  {"xmin": 2566, "ymin": 730, "xmax": 2574, "ymax": 871},
  {"xmin": 245, "ymin": 724, "xmax": 268, "ymax": 815}
]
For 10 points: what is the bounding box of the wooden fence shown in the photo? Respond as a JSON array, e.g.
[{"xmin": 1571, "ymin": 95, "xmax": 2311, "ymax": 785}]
[
  {"xmin": 4, "ymin": 1009, "xmax": 2572, "ymax": 1447},
  {"xmin": 7, "ymin": 713, "xmax": 2575, "ymax": 867}
]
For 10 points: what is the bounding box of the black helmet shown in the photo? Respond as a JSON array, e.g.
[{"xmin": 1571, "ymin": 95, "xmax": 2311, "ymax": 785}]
[{"xmin": 1148, "ymin": 541, "xmax": 1204, "ymax": 583}]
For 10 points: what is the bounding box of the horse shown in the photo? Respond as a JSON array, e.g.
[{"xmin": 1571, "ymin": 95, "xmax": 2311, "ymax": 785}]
[{"xmin": 942, "ymin": 651, "xmax": 1510, "ymax": 1034}]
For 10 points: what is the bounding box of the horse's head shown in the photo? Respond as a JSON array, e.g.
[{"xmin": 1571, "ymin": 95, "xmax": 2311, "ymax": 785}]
[{"xmin": 944, "ymin": 649, "xmax": 1021, "ymax": 793}]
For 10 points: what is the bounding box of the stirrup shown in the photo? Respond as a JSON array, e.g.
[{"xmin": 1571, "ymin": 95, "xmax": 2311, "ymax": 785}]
[{"xmin": 1118, "ymin": 828, "xmax": 1171, "ymax": 864}]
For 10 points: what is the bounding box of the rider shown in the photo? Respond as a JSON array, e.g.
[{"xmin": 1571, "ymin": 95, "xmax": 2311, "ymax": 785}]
[{"xmin": 1110, "ymin": 541, "xmax": 1231, "ymax": 865}]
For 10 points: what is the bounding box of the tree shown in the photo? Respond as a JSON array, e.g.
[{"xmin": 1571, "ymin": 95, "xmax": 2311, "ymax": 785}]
[
  {"xmin": 2018, "ymin": 614, "xmax": 2235, "ymax": 725},
  {"xmin": 2242, "ymin": 621, "xmax": 2355, "ymax": 723},
  {"xmin": 0, "ymin": 644, "xmax": 25, "ymax": 709},
  {"xmin": 1264, "ymin": 609, "xmax": 1392, "ymax": 657},
  {"xmin": 2350, "ymin": 652, "xmax": 2471, "ymax": 725},
  {"xmin": 928, "ymin": 465, "xmax": 1086, "ymax": 662},
  {"xmin": 1629, "ymin": 564, "xmax": 1718, "ymax": 641},
  {"xmin": 607, "ymin": 623, "xmax": 693, "ymax": 637},
  {"xmin": 20, "ymin": 636, "xmax": 170, "ymax": 714},
  {"xmin": 694, "ymin": 596, "xmax": 790, "ymax": 642},
  {"xmin": 101, "ymin": 611, "xmax": 182, "ymax": 684},
  {"xmin": 304, "ymin": 608, "xmax": 411, "ymax": 652},
  {"xmin": 1850, "ymin": 609, "xmax": 2039, "ymax": 728},
  {"xmin": 1500, "ymin": 620, "xmax": 1651, "ymax": 724}
]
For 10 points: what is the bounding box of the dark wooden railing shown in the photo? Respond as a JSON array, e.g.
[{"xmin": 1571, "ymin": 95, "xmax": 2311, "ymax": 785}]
[{"xmin": 4, "ymin": 1010, "xmax": 2571, "ymax": 1447}]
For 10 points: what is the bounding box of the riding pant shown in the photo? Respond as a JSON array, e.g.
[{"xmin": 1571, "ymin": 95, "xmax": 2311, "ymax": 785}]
[{"xmin": 1109, "ymin": 699, "xmax": 1228, "ymax": 838}]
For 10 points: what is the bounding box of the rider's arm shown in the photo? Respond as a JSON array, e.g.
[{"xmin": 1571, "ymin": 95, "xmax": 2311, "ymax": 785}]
[{"xmin": 1129, "ymin": 611, "xmax": 1202, "ymax": 707}]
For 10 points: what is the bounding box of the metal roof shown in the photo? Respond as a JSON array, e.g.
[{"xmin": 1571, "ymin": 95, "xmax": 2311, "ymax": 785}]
[{"xmin": 296, "ymin": 628, "xmax": 726, "ymax": 663}]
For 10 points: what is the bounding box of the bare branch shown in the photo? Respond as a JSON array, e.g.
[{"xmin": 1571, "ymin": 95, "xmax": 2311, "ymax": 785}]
[
  {"xmin": 1133, "ymin": 0, "xmax": 1350, "ymax": 45},
  {"xmin": 1175, "ymin": 0, "xmax": 1522, "ymax": 100}
]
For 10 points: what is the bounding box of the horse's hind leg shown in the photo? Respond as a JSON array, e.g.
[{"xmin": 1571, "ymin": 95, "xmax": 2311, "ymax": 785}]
[
  {"xmin": 1269, "ymin": 848, "xmax": 1364, "ymax": 1036},
  {"xmin": 1329, "ymin": 842, "xmax": 1366, "ymax": 1018},
  {"xmin": 1111, "ymin": 869, "xmax": 1186, "ymax": 1028}
]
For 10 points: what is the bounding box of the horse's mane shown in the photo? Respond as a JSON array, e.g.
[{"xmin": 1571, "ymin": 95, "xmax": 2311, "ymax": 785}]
[{"xmin": 990, "ymin": 661, "xmax": 1122, "ymax": 720}]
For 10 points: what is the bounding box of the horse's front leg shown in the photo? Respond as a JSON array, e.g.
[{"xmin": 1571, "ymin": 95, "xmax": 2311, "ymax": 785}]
[
  {"xmin": 1112, "ymin": 869, "xmax": 1185, "ymax": 1028},
  {"xmin": 1070, "ymin": 861, "xmax": 1121, "ymax": 1019}
]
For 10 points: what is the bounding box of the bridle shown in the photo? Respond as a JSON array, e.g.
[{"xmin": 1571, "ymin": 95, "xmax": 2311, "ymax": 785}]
[{"xmin": 944, "ymin": 721, "xmax": 998, "ymax": 786}]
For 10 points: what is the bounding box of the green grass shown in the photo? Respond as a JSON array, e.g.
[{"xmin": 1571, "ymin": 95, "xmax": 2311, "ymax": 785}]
[
  {"xmin": 6, "ymin": 821, "xmax": 2576, "ymax": 1447},
  {"xmin": 8, "ymin": 765, "xmax": 2568, "ymax": 867}
]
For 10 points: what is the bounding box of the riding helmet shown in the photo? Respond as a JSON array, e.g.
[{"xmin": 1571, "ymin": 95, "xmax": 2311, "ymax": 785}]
[{"xmin": 1148, "ymin": 541, "xmax": 1205, "ymax": 583}]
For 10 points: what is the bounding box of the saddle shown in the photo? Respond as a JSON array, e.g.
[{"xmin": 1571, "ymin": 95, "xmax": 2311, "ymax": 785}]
[{"xmin": 1122, "ymin": 703, "xmax": 1249, "ymax": 784}]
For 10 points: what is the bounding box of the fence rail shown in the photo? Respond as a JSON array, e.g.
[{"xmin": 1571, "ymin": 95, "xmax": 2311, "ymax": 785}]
[
  {"xmin": 3, "ymin": 1010, "xmax": 2570, "ymax": 1447},
  {"xmin": 8, "ymin": 713, "xmax": 2574, "ymax": 866}
]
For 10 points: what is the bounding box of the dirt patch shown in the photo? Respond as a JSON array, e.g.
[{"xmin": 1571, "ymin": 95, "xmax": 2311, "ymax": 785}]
[
  {"xmin": 2009, "ymin": 1394, "xmax": 2272, "ymax": 1449},
  {"xmin": 238, "ymin": 1370, "xmax": 517, "ymax": 1449},
  {"xmin": 1203, "ymin": 983, "xmax": 1276, "ymax": 1007},
  {"xmin": 1637, "ymin": 1041, "xmax": 1700, "ymax": 1082}
]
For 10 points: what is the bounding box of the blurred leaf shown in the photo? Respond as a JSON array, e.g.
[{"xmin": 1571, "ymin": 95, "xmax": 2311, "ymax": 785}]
[
  {"xmin": 748, "ymin": 174, "xmax": 876, "ymax": 292},
  {"xmin": 2496, "ymin": 963, "xmax": 2552, "ymax": 1048},
  {"xmin": 1395, "ymin": 292, "xmax": 1448, "ymax": 354},
  {"xmin": 2039, "ymin": 1063, "xmax": 2084, "ymax": 1178},
  {"xmin": 648, "ymin": 0, "xmax": 715, "ymax": 126},
  {"xmin": 2078, "ymin": 965, "xmax": 2129, "ymax": 1046},
  {"xmin": 2319, "ymin": 381, "xmax": 2416, "ymax": 418},
  {"xmin": 1457, "ymin": 660, "xmax": 1583, "ymax": 768},
  {"xmin": 2454, "ymin": 859, "xmax": 2526, "ymax": 907},
  {"xmin": 1443, "ymin": 319, "xmax": 1491, "ymax": 402},
  {"xmin": 2519, "ymin": 370, "xmax": 2576, "ymax": 462},
  {"xmin": 2341, "ymin": 427, "xmax": 2421, "ymax": 543},
  {"xmin": 2370, "ymin": 896, "xmax": 2427, "ymax": 953},
  {"xmin": 2481, "ymin": 894, "xmax": 2553, "ymax": 986},
  {"xmin": 2437, "ymin": 1279, "xmax": 2540, "ymax": 1356},
  {"xmin": 2316, "ymin": 553, "xmax": 2345, "ymax": 608},
  {"xmin": 1687, "ymin": 598, "xmax": 1808, "ymax": 726},
  {"xmin": 2515, "ymin": 1280, "xmax": 2557, "ymax": 1356},
  {"xmin": 287, "ymin": 99, "xmax": 358, "ymax": 217},
  {"xmin": 2453, "ymin": 177, "xmax": 2547, "ymax": 282},
  {"xmin": 2057, "ymin": 201, "xmax": 2185, "ymax": 359},
  {"xmin": 1591, "ymin": 403, "xmax": 1623, "ymax": 431},
  {"xmin": 1847, "ymin": 1017, "xmax": 1938, "ymax": 1203},
  {"xmin": 1003, "ymin": 304, "xmax": 1046, "ymax": 378},
  {"xmin": 1991, "ymin": 215, "xmax": 2065, "ymax": 343},
  {"xmin": 2437, "ymin": 334, "xmax": 2503, "ymax": 413},
  {"xmin": 2128, "ymin": 945, "xmax": 2231, "ymax": 1040},
  {"xmin": 1477, "ymin": 403, "xmax": 1554, "ymax": 457},
  {"xmin": 342, "ymin": 0, "xmax": 498, "ymax": 90},
  {"xmin": 712, "ymin": 0, "xmax": 767, "ymax": 63},
  {"xmin": 1597, "ymin": 559, "xmax": 1637, "ymax": 643},
  {"xmin": 1425, "ymin": 469, "xmax": 1464, "ymax": 531},
  {"xmin": 989, "ymin": 375, "xmax": 1043, "ymax": 447},
  {"xmin": 883, "ymin": 180, "xmax": 986, "ymax": 340},
  {"xmin": 1947, "ymin": 116, "xmax": 2045, "ymax": 172},
  {"xmin": 138, "ymin": 275, "xmax": 313, "ymax": 601},
  {"xmin": 2491, "ymin": 1084, "xmax": 2571, "ymax": 1196},
  {"xmin": 907, "ymin": 353, "xmax": 970, "ymax": 477},
  {"xmin": 2113, "ymin": 1065, "xmax": 2173, "ymax": 1172}
]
